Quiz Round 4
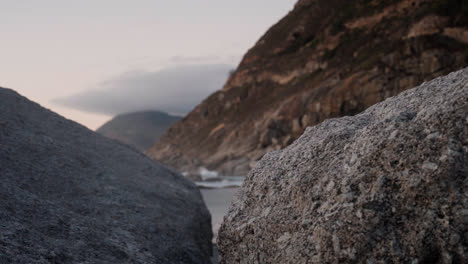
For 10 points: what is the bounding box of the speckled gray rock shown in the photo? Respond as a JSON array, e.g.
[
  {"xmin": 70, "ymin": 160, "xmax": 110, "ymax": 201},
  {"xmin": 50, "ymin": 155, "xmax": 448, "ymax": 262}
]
[
  {"xmin": 0, "ymin": 88, "xmax": 212, "ymax": 263},
  {"xmin": 218, "ymin": 68, "xmax": 468, "ymax": 263}
]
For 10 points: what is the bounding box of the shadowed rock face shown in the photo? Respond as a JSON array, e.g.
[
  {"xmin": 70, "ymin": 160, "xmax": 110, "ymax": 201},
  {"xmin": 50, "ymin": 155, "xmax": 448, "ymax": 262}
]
[
  {"xmin": 0, "ymin": 88, "xmax": 212, "ymax": 263},
  {"xmin": 97, "ymin": 111, "xmax": 180, "ymax": 151},
  {"xmin": 147, "ymin": 0, "xmax": 468, "ymax": 176},
  {"xmin": 218, "ymin": 68, "xmax": 468, "ymax": 263}
]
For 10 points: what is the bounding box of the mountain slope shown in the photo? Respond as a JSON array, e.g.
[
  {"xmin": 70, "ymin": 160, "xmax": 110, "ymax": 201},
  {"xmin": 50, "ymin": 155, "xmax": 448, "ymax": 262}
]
[
  {"xmin": 147, "ymin": 0, "xmax": 468, "ymax": 175},
  {"xmin": 97, "ymin": 111, "xmax": 180, "ymax": 151},
  {"xmin": 0, "ymin": 88, "xmax": 212, "ymax": 263}
]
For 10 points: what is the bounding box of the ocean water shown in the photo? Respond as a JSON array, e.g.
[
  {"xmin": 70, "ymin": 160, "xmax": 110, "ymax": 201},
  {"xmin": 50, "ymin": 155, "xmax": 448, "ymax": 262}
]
[{"xmin": 190, "ymin": 167, "xmax": 245, "ymax": 189}]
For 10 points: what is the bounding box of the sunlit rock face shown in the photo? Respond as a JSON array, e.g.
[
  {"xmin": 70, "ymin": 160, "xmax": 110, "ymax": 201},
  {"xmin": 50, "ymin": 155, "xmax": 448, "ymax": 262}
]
[
  {"xmin": 0, "ymin": 88, "xmax": 212, "ymax": 263},
  {"xmin": 147, "ymin": 0, "xmax": 468, "ymax": 176},
  {"xmin": 218, "ymin": 68, "xmax": 467, "ymax": 263}
]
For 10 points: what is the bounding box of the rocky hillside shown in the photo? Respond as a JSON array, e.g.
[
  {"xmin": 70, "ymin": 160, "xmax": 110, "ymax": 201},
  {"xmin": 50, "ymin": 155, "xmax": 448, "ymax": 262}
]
[
  {"xmin": 147, "ymin": 0, "xmax": 468, "ymax": 176},
  {"xmin": 97, "ymin": 110, "xmax": 180, "ymax": 151},
  {"xmin": 218, "ymin": 68, "xmax": 467, "ymax": 263},
  {"xmin": 0, "ymin": 88, "xmax": 212, "ymax": 263}
]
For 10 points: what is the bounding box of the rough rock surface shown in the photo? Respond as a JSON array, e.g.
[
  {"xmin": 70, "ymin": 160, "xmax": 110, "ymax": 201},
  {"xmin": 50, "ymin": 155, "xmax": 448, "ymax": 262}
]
[
  {"xmin": 148, "ymin": 0, "xmax": 468, "ymax": 176},
  {"xmin": 97, "ymin": 110, "xmax": 180, "ymax": 151},
  {"xmin": 218, "ymin": 69, "xmax": 468, "ymax": 263},
  {"xmin": 0, "ymin": 88, "xmax": 212, "ymax": 263}
]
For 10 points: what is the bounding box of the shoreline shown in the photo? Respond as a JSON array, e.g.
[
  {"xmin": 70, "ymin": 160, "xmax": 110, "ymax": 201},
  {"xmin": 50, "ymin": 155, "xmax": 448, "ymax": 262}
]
[{"xmin": 200, "ymin": 187, "xmax": 239, "ymax": 241}]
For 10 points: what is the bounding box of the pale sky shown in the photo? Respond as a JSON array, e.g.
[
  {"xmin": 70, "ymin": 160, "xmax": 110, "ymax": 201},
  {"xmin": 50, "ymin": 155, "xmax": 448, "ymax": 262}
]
[{"xmin": 0, "ymin": 0, "xmax": 296, "ymax": 129}]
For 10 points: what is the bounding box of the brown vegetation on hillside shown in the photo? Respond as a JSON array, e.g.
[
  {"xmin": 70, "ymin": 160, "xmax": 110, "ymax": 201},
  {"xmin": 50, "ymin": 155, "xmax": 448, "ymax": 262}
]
[{"xmin": 148, "ymin": 0, "xmax": 467, "ymax": 175}]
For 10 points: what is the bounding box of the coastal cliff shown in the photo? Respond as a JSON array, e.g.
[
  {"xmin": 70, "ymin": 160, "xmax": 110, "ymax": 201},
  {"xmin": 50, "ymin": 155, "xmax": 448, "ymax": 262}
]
[{"xmin": 147, "ymin": 0, "xmax": 467, "ymax": 176}]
